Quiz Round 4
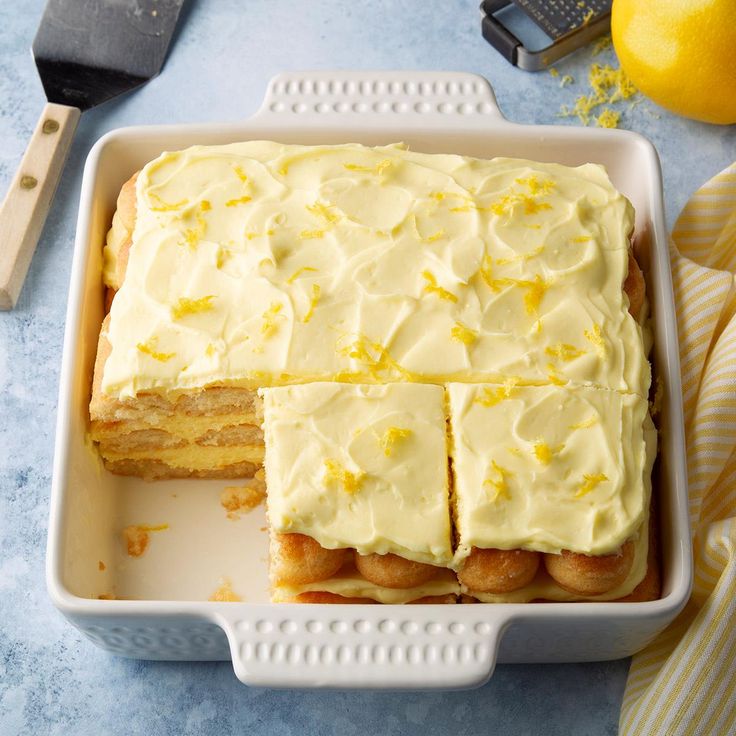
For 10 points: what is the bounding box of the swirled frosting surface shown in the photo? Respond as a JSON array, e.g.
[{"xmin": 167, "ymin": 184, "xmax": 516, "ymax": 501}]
[
  {"xmin": 448, "ymin": 383, "xmax": 655, "ymax": 558},
  {"xmin": 101, "ymin": 142, "xmax": 649, "ymax": 399},
  {"xmin": 260, "ymin": 382, "xmax": 453, "ymax": 566}
]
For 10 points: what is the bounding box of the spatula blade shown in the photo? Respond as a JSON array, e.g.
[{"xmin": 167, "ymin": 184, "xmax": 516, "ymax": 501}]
[{"xmin": 32, "ymin": 0, "xmax": 185, "ymax": 111}]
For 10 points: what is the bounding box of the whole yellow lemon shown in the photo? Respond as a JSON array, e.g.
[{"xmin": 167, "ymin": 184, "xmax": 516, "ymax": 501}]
[{"xmin": 611, "ymin": 0, "xmax": 736, "ymax": 124}]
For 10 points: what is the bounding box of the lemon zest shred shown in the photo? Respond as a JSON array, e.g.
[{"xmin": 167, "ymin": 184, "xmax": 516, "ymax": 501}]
[
  {"xmin": 483, "ymin": 460, "xmax": 512, "ymax": 502},
  {"xmin": 379, "ymin": 426, "xmax": 412, "ymax": 457},
  {"xmin": 303, "ymin": 284, "xmax": 321, "ymax": 323},
  {"xmin": 324, "ymin": 459, "xmax": 365, "ymax": 494},
  {"xmin": 575, "ymin": 473, "xmax": 608, "ymax": 498},
  {"xmin": 338, "ymin": 333, "xmax": 412, "ymax": 380},
  {"xmin": 573, "ymin": 235, "xmax": 592, "ymax": 243},
  {"xmin": 343, "ymin": 159, "xmax": 393, "ymax": 176},
  {"xmin": 545, "ymin": 343, "xmax": 585, "ymax": 362},
  {"xmin": 584, "ymin": 323, "xmax": 606, "ymax": 357},
  {"xmin": 421, "ymin": 270, "xmax": 458, "ymax": 303},
  {"xmin": 205, "ymin": 344, "xmax": 216, "ymax": 357},
  {"xmin": 569, "ymin": 416, "xmax": 598, "ymax": 430},
  {"xmin": 286, "ymin": 266, "xmax": 318, "ymax": 284},
  {"xmin": 560, "ymin": 75, "xmax": 574, "ymax": 88},
  {"xmin": 451, "ymin": 321, "xmax": 478, "ymax": 345},
  {"xmin": 137, "ymin": 339, "xmax": 175, "ymax": 362},
  {"xmin": 596, "ymin": 108, "xmax": 621, "ymax": 128},
  {"xmin": 299, "ymin": 229, "xmax": 326, "ymax": 240},
  {"xmin": 225, "ymin": 195, "xmax": 252, "ymax": 207},
  {"xmin": 233, "ymin": 165, "xmax": 248, "ymax": 182},
  {"xmin": 171, "ymin": 295, "xmax": 215, "ymax": 320},
  {"xmin": 261, "ymin": 302, "xmax": 284, "ymax": 338},
  {"xmin": 546, "ymin": 363, "xmax": 566, "ymax": 386},
  {"xmin": 474, "ymin": 377, "xmax": 520, "ymax": 407},
  {"xmin": 148, "ymin": 192, "xmax": 189, "ymax": 212},
  {"xmin": 306, "ymin": 201, "xmax": 339, "ymax": 224},
  {"xmin": 200, "ymin": 200, "xmax": 212, "ymax": 211},
  {"xmin": 496, "ymin": 245, "xmax": 544, "ymax": 265},
  {"xmin": 246, "ymin": 229, "xmax": 275, "ymax": 240},
  {"xmin": 549, "ymin": 67, "xmax": 559, "ymax": 78},
  {"xmin": 533, "ymin": 441, "xmax": 565, "ymax": 465}
]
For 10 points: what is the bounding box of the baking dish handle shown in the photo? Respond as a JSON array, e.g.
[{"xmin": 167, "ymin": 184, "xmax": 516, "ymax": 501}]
[
  {"xmin": 217, "ymin": 606, "xmax": 506, "ymax": 689},
  {"xmin": 249, "ymin": 71, "xmax": 507, "ymax": 129}
]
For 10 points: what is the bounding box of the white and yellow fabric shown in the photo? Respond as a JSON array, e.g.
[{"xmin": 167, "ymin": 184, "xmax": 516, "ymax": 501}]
[{"xmin": 620, "ymin": 164, "xmax": 736, "ymax": 735}]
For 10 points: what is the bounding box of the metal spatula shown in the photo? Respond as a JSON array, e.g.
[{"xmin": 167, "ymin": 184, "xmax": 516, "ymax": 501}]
[{"xmin": 0, "ymin": 0, "xmax": 184, "ymax": 310}]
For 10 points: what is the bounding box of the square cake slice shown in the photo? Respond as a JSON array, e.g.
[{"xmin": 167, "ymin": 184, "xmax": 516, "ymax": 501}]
[
  {"xmin": 447, "ymin": 382, "xmax": 656, "ymax": 602},
  {"xmin": 260, "ymin": 382, "xmax": 458, "ymax": 603}
]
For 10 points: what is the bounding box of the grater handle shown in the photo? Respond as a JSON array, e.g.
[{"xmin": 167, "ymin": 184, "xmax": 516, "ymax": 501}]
[{"xmin": 249, "ymin": 71, "xmax": 507, "ymax": 130}]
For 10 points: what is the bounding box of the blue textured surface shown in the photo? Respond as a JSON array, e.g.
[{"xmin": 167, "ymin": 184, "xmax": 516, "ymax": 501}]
[{"xmin": 1, "ymin": 2, "xmax": 734, "ymax": 734}]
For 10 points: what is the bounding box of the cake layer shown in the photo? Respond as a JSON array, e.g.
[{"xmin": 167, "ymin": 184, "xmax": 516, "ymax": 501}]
[
  {"xmin": 102, "ymin": 457, "xmax": 259, "ymax": 481},
  {"xmin": 100, "ymin": 142, "xmax": 649, "ymax": 399},
  {"xmin": 261, "ymin": 382, "xmax": 453, "ymax": 567},
  {"xmin": 272, "ymin": 566, "xmax": 460, "ymax": 604},
  {"xmin": 448, "ymin": 383, "xmax": 656, "ymax": 559}
]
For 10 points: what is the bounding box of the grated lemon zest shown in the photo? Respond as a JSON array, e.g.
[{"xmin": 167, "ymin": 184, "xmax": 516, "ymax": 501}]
[
  {"xmin": 451, "ymin": 321, "xmax": 478, "ymax": 345},
  {"xmin": 496, "ymin": 245, "xmax": 544, "ymax": 265},
  {"xmin": 200, "ymin": 200, "xmax": 212, "ymax": 211},
  {"xmin": 137, "ymin": 339, "xmax": 175, "ymax": 362},
  {"xmin": 148, "ymin": 192, "xmax": 189, "ymax": 212},
  {"xmin": 337, "ymin": 334, "xmax": 412, "ymax": 380},
  {"xmin": 584, "ymin": 323, "xmax": 606, "ymax": 357},
  {"xmin": 324, "ymin": 459, "xmax": 365, "ymax": 494},
  {"xmin": 343, "ymin": 159, "xmax": 393, "ymax": 176},
  {"xmin": 483, "ymin": 460, "xmax": 511, "ymax": 502},
  {"xmin": 569, "ymin": 416, "xmax": 598, "ymax": 430},
  {"xmin": 233, "ymin": 165, "xmax": 249, "ymax": 182},
  {"xmin": 379, "ymin": 426, "xmax": 412, "ymax": 457},
  {"xmin": 533, "ymin": 441, "xmax": 565, "ymax": 465},
  {"xmin": 171, "ymin": 295, "xmax": 215, "ymax": 320},
  {"xmin": 421, "ymin": 270, "xmax": 458, "ymax": 303},
  {"xmin": 596, "ymin": 108, "xmax": 621, "ymax": 128},
  {"xmin": 261, "ymin": 302, "xmax": 284, "ymax": 338},
  {"xmin": 286, "ymin": 266, "xmax": 318, "ymax": 285},
  {"xmin": 245, "ymin": 229, "xmax": 275, "ymax": 240},
  {"xmin": 475, "ymin": 377, "xmax": 520, "ymax": 407},
  {"xmin": 205, "ymin": 344, "xmax": 216, "ymax": 357},
  {"xmin": 575, "ymin": 473, "xmax": 608, "ymax": 498},
  {"xmin": 302, "ymin": 284, "xmax": 321, "ymax": 323},
  {"xmin": 306, "ymin": 201, "xmax": 339, "ymax": 224},
  {"xmin": 225, "ymin": 195, "xmax": 252, "ymax": 207},
  {"xmin": 299, "ymin": 229, "xmax": 326, "ymax": 240},
  {"xmin": 546, "ymin": 363, "xmax": 566, "ymax": 386},
  {"xmin": 545, "ymin": 343, "xmax": 585, "ymax": 362}
]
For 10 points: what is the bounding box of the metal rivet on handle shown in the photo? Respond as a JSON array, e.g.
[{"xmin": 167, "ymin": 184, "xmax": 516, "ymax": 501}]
[
  {"xmin": 42, "ymin": 119, "xmax": 59, "ymax": 134},
  {"xmin": 20, "ymin": 175, "xmax": 37, "ymax": 190}
]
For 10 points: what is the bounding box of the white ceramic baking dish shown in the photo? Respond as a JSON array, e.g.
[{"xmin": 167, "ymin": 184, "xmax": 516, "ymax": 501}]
[{"xmin": 48, "ymin": 70, "xmax": 692, "ymax": 689}]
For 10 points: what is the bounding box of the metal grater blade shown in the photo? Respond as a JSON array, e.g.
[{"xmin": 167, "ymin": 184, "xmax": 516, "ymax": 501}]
[{"xmin": 513, "ymin": 0, "xmax": 611, "ymax": 39}]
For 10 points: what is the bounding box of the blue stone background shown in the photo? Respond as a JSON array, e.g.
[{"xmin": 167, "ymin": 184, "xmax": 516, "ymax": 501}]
[{"xmin": 1, "ymin": 1, "xmax": 734, "ymax": 734}]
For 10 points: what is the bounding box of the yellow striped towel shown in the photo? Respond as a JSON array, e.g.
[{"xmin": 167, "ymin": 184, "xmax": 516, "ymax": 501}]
[{"xmin": 620, "ymin": 164, "xmax": 736, "ymax": 735}]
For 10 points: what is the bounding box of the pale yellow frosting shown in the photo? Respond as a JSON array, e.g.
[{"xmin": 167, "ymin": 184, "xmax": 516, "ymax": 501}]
[
  {"xmin": 260, "ymin": 382, "xmax": 453, "ymax": 566},
  {"xmin": 101, "ymin": 142, "xmax": 649, "ymax": 399},
  {"xmin": 448, "ymin": 383, "xmax": 656, "ymax": 560}
]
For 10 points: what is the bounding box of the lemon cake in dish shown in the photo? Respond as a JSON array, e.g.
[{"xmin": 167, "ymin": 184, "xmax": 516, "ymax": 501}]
[
  {"xmin": 88, "ymin": 141, "xmax": 658, "ymax": 603},
  {"xmin": 89, "ymin": 141, "xmax": 650, "ymax": 480},
  {"xmin": 261, "ymin": 382, "xmax": 459, "ymax": 604}
]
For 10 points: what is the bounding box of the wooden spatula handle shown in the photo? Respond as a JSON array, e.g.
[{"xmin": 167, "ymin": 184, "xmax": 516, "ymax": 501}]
[{"xmin": 0, "ymin": 102, "xmax": 80, "ymax": 310}]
